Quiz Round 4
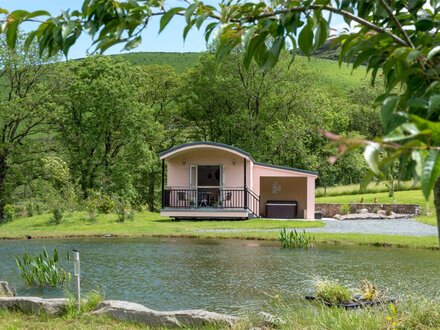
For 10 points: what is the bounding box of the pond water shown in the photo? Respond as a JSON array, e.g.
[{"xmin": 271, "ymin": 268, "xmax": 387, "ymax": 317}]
[{"xmin": 0, "ymin": 238, "xmax": 439, "ymax": 314}]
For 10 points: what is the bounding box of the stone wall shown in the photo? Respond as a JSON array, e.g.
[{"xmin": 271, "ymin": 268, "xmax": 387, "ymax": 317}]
[{"xmin": 315, "ymin": 203, "xmax": 421, "ymax": 218}]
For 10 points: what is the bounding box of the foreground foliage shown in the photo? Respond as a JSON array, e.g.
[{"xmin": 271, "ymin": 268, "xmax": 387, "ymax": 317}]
[{"xmin": 1, "ymin": 295, "xmax": 439, "ymax": 330}]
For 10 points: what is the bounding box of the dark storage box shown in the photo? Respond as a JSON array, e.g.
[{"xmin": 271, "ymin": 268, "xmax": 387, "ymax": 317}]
[{"xmin": 266, "ymin": 200, "xmax": 297, "ymax": 219}]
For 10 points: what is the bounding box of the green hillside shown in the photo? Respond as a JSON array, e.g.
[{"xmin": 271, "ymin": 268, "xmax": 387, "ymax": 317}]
[
  {"xmin": 110, "ymin": 51, "xmax": 370, "ymax": 91},
  {"xmin": 110, "ymin": 51, "xmax": 201, "ymax": 73}
]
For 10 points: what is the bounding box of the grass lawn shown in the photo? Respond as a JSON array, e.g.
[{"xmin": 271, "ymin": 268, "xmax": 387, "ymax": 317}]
[
  {"xmin": 0, "ymin": 211, "xmax": 438, "ymax": 249},
  {"xmin": 0, "ymin": 211, "xmax": 323, "ymax": 239},
  {"xmin": 0, "ymin": 309, "xmax": 145, "ymax": 330},
  {"xmin": 1, "ymin": 296, "xmax": 440, "ymax": 330},
  {"xmin": 316, "ymin": 189, "xmax": 438, "ymax": 226}
]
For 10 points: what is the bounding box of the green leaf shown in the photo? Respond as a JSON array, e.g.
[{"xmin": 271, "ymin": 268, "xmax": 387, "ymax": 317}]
[
  {"xmin": 184, "ymin": 3, "xmax": 198, "ymax": 24},
  {"xmin": 415, "ymin": 17, "xmax": 434, "ymax": 31},
  {"xmin": 314, "ymin": 18, "xmax": 329, "ymax": 49},
  {"xmin": 10, "ymin": 10, "xmax": 29, "ymax": 20},
  {"xmin": 427, "ymin": 45, "xmax": 440, "ymax": 60},
  {"xmin": 123, "ymin": 36, "xmax": 141, "ymax": 51},
  {"xmin": 159, "ymin": 7, "xmax": 184, "ymax": 33},
  {"xmin": 204, "ymin": 22, "xmax": 217, "ymax": 42},
  {"xmin": 421, "ymin": 150, "xmax": 440, "ymax": 199},
  {"xmin": 363, "ymin": 142, "xmax": 381, "ymax": 174},
  {"xmin": 298, "ymin": 18, "xmax": 313, "ymax": 56},
  {"xmin": 5, "ymin": 20, "xmax": 19, "ymax": 49},
  {"xmin": 412, "ymin": 150, "xmax": 423, "ymax": 177},
  {"xmin": 25, "ymin": 10, "xmax": 51, "ymax": 20},
  {"xmin": 381, "ymin": 95, "xmax": 399, "ymax": 131},
  {"xmin": 428, "ymin": 95, "xmax": 440, "ymax": 117},
  {"xmin": 183, "ymin": 20, "xmax": 195, "ymax": 41}
]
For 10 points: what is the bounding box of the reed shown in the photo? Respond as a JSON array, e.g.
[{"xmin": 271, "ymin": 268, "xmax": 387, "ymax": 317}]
[
  {"xmin": 279, "ymin": 228, "xmax": 314, "ymax": 249},
  {"xmin": 15, "ymin": 247, "xmax": 71, "ymax": 287}
]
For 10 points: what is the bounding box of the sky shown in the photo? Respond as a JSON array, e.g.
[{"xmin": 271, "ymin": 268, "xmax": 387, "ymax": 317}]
[{"xmin": 0, "ymin": 0, "xmax": 348, "ymax": 59}]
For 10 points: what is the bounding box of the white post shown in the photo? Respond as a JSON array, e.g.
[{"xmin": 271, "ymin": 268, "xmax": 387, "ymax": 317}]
[{"xmin": 73, "ymin": 249, "xmax": 80, "ymax": 314}]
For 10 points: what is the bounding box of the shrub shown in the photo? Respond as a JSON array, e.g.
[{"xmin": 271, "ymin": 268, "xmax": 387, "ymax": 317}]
[
  {"xmin": 35, "ymin": 203, "xmax": 43, "ymax": 215},
  {"xmin": 2, "ymin": 204, "xmax": 14, "ymax": 223},
  {"xmin": 84, "ymin": 197, "xmax": 98, "ymax": 223},
  {"xmin": 279, "ymin": 228, "xmax": 314, "ymax": 249},
  {"xmin": 315, "ymin": 279, "xmax": 352, "ymax": 305},
  {"xmin": 340, "ymin": 204, "xmax": 351, "ymax": 215},
  {"xmin": 49, "ymin": 207, "xmax": 64, "ymax": 225},
  {"xmin": 96, "ymin": 194, "xmax": 114, "ymax": 214},
  {"xmin": 16, "ymin": 247, "xmax": 71, "ymax": 287},
  {"xmin": 26, "ymin": 203, "xmax": 34, "ymax": 217},
  {"xmin": 114, "ymin": 197, "xmax": 133, "ymax": 223}
]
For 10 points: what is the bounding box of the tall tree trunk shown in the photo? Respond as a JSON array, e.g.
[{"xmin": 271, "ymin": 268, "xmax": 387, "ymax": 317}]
[
  {"xmin": 433, "ymin": 176, "xmax": 440, "ymax": 247},
  {"xmin": 148, "ymin": 171, "xmax": 155, "ymax": 212}
]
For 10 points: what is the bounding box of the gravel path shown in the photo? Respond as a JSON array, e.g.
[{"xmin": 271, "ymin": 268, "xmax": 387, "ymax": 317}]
[{"xmin": 195, "ymin": 219, "xmax": 438, "ymax": 236}]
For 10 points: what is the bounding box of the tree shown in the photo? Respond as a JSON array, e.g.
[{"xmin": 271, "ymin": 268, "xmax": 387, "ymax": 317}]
[
  {"xmin": 137, "ymin": 64, "xmax": 182, "ymax": 211},
  {"xmin": 54, "ymin": 56, "xmax": 161, "ymax": 201},
  {"xmin": 1, "ymin": 1, "xmax": 439, "ymax": 243},
  {"xmin": 0, "ymin": 35, "xmax": 59, "ymax": 223}
]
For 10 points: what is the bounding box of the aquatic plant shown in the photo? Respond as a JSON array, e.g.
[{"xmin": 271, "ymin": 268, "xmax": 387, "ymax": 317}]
[
  {"xmin": 315, "ymin": 279, "xmax": 352, "ymax": 305},
  {"xmin": 358, "ymin": 280, "xmax": 381, "ymax": 302},
  {"xmin": 279, "ymin": 228, "xmax": 314, "ymax": 249},
  {"xmin": 16, "ymin": 247, "xmax": 71, "ymax": 287}
]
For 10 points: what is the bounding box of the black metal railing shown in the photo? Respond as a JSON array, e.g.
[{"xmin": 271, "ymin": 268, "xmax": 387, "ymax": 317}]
[{"xmin": 163, "ymin": 187, "xmax": 260, "ymax": 216}]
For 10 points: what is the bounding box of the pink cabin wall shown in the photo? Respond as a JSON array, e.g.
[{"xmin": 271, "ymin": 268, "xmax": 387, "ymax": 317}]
[
  {"xmin": 260, "ymin": 177, "xmax": 307, "ymax": 218},
  {"xmin": 166, "ymin": 148, "xmax": 251, "ymax": 188},
  {"xmin": 252, "ymin": 165, "xmax": 311, "ymax": 195},
  {"xmin": 252, "ymin": 164, "xmax": 317, "ymax": 219}
]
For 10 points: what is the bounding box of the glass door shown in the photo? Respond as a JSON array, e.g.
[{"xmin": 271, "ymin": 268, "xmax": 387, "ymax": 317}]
[{"xmin": 197, "ymin": 165, "xmax": 221, "ymax": 207}]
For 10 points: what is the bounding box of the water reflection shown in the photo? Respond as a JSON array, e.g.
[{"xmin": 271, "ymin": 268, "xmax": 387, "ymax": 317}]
[{"xmin": 0, "ymin": 238, "xmax": 439, "ymax": 314}]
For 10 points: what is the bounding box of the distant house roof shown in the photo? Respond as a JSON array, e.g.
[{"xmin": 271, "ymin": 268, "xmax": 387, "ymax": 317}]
[{"xmin": 159, "ymin": 141, "xmax": 318, "ymax": 176}]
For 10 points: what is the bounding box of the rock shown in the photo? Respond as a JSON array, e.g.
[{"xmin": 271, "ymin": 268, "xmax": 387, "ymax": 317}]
[
  {"xmin": 0, "ymin": 282, "xmax": 16, "ymax": 297},
  {"xmin": 358, "ymin": 208, "xmax": 369, "ymax": 214},
  {"xmin": 377, "ymin": 210, "xmax": 387, "ymax": 216},
  {"xmin": 258, "ymin": 311, "xmax": 286, "ymax": 327},
  {"xmin": 0, "ymin": 297, "xmax": 67, "ymax": 316},
  {"xmin": 334, "ymin": 214, "xmax": 341, "ymax": 220},
  {"xmin": 91, "ymin": 300, "xmax": 238, "ymax": 328}
]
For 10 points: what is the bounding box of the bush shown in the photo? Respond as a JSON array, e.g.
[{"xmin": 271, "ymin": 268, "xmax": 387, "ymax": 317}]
[
  {"xmin": 340, "ymin": 204, "xmax": 351, "ymax": 215},
  {"xmin": 114, "ymin": 197, "xmax": 133, "ymax": 223},
  {"xmin": 16, "ymin": 247, "xmax": 71, "ymax": 287},
  {"xmin": 26, "ymin": 203, "xmax": 34, "ymax": 217},
  {"xmin": 2, "ymin": 204, "xmax": 14, "ymax": 223},
  {"xmin": 279, "ymin": 228, "xmax": 314, "ymax": 249},
  {"xmin": 35, "ymin": 203, "xmax": 43, "ymax": 215},
  {"xmin": 96, "ymin": 194, "xmax": 114, "ymax": 214},
  {"xmin": 315, "ymin": 279, "xmax": 352, "ymax": 305},
  {"xmin": 50, "ymin": 207, "xmax": 64, "ymax": 225}
]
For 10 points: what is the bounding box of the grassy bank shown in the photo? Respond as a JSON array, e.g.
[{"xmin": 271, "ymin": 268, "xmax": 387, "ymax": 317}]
[
  {"xmin": 0, "ymin": 211, "xmax": 323, "ymax": 239},
  {"xmin": 316, "ymin": 180, "xmax": 420, "ymax": 197},
  {"xmin": 316, "ymin": 189, "xmax": 437, "ymax": 226},
  {"xmin": 1, "ymin": 296, "xmax": 439, "ymax": 329},
  {"xmin": 0, "ymin": 309, "xmax": 144, "ymax": 329},
  {"xmin": 0, "ymin": 211, "xmax": 438, "ymax": 249}
]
